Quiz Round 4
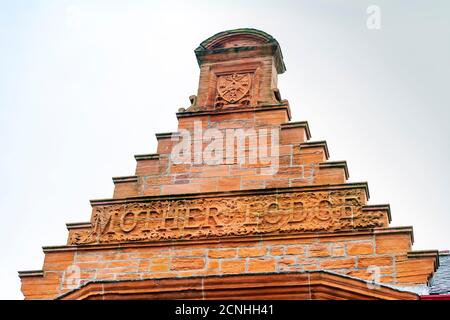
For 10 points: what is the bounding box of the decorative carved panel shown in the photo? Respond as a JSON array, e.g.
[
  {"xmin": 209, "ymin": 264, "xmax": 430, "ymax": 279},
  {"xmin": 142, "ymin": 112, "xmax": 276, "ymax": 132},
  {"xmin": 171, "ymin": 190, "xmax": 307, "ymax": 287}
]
[
  {"xmin": 215, "ymin": 73, "xmax": 252, "ymax": 108},
  {"xmin": 69, "ymin": 189, "xmax": 384, "ymax": 245}
]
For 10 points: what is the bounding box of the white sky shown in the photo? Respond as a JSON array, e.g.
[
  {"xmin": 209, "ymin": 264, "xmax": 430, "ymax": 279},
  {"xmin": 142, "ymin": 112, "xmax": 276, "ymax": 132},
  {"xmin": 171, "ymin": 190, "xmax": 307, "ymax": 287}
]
[{"xmin": 0, "ymin": 0, "xmax": 449, "ymax": 299}]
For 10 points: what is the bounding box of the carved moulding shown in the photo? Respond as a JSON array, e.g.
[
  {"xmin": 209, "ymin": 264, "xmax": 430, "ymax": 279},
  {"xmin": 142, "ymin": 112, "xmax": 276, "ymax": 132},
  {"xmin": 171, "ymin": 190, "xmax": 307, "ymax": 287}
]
[{"xmin": 68, "ymin": 187, "xmax": 385, "ymax": 245}]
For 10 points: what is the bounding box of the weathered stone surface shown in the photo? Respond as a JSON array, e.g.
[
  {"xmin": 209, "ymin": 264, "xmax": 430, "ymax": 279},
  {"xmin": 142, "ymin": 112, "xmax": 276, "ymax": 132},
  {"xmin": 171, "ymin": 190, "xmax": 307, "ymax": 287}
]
[
  {"xmin": 68, "ymin": 186, "xmax": 385, "ymax": 245},
  {"xmin": 19, "ymin": 28, "xmax": 440, "ymax": 300}
]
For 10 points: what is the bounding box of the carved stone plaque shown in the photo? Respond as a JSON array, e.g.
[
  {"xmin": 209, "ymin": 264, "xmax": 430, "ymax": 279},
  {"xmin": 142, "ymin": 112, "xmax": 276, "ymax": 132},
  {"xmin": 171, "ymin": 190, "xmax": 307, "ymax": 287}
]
[
  {"xmin": 217, "ymin": 73, "xmax": 251, "ymax": 103},
  {"xmin": 69, "ymin": 188, "xmax": 385, "ymax": 245}
]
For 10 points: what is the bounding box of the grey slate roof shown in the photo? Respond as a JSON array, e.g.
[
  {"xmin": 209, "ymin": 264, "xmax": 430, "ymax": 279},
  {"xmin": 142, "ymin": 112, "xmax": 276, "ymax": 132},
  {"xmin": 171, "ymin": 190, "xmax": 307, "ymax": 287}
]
[{"xmin": 429, "ymin": 252, "xmax": 450, "ymax": 295}]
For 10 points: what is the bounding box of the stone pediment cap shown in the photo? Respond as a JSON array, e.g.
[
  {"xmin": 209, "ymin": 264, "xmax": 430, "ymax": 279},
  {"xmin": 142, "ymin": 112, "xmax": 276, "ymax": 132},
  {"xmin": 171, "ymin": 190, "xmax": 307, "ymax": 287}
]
[{"xmin": 195, "ymin": 28, "xmax": 286, "ymax": 74}]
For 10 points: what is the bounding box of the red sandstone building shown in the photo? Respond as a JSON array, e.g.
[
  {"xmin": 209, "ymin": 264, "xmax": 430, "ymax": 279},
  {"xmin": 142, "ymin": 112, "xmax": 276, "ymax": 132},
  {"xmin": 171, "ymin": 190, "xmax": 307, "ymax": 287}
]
[{"xmin": 18, "ymin": 29, "xmax": 449, "ymax": 300}]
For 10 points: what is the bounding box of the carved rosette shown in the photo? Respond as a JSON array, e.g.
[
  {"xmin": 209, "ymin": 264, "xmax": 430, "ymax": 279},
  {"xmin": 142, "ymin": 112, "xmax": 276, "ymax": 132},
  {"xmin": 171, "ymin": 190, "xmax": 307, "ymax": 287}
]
[
  {"xmin": 68, "ymin": 189, "xmax": 385, "ymax": 245},
  {"xmin": 215, "ymin": 73, "xmax": 251, "ymax": 108}
]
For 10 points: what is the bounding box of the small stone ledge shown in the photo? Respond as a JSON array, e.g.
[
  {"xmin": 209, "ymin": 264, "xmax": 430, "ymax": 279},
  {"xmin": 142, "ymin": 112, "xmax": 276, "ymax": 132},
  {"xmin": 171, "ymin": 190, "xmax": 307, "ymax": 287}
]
[
  {"xmin": 299, "ymin": 140, "xmax": 329, "ymax": 159},
  {"xmin": 318, "ymin": 161, "xmax": 349, "ymax": 180},
  {"xmin": 408, "ymin": 250, "xmax": 440, "ymax": 267},
  {"xmin": 18, "ymin": 270, "xmax": 44, "ymax": 278},
  {"xmin": 280, "ymin": 121, "xmax": 311, "ymax": 140},
  {"xmin": 66, "ymin": 222, "xmax": 91, "ymax": 230},
  {"xmin": 134, "ymin": 153, "xmax": 160, "ymax": 161},
  {"xmin": 374, "ymin": 226, "xmax": 414, "ymax": 243},
  {"xmin": 362, "ymin": 204, "xmax": 392, "ymax": 223},
  {"xmin": 112, "ymin": 176, "xmax": 138, "ymax": 184},
  {"xmin": 155, "ymin": 132, "xmax": 176, "ymax": 140}
]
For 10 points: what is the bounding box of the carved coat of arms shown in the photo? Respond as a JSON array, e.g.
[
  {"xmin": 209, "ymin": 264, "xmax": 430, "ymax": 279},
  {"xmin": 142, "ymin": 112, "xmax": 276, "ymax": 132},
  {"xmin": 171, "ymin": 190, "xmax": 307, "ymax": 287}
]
[{"xmin": 217, "ymin": 73, "xmax": 251, "ymax": 103}]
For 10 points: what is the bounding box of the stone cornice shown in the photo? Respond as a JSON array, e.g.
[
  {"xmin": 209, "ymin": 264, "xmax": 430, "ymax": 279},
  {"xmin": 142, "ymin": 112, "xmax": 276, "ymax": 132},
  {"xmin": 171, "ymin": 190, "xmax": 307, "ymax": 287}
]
[
  {"xmin": 176, "ymin": 103, "xmax": 292, "ymax": 121},
  {"xmin": 89, "ymin": 182, "xmax": 370, "ymax": 206},
  {"xmin": 42, "ymin": 226, "xmax": 414, "ymax": 254}
]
